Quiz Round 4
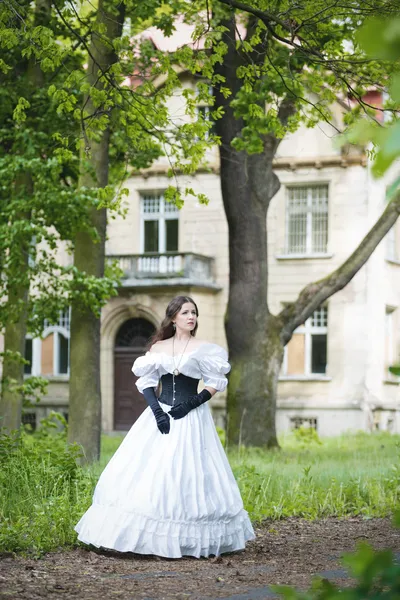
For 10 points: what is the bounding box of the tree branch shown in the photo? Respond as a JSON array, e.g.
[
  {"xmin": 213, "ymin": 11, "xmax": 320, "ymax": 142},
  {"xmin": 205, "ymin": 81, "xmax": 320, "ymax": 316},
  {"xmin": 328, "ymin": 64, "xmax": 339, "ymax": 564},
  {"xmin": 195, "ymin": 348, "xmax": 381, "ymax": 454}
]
[
  {"xmin": 278, "ymin": 190, "xmax": 400, "ymax": 344},
  {"xmin": 216, "ymin": 0, "xmax": 391, "ymax": 68}
]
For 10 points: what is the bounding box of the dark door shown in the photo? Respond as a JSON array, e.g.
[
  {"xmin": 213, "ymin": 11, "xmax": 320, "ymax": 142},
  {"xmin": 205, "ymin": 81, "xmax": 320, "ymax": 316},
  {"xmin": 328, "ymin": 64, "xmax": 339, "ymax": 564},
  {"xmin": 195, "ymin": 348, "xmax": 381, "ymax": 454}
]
[{"xmin": 114, "ymin": 318, "xmax": 156, "ymax": 430}]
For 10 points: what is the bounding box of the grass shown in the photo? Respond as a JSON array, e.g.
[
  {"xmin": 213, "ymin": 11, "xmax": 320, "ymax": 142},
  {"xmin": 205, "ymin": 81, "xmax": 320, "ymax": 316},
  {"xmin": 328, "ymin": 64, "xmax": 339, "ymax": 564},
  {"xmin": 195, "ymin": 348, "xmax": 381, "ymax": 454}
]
[
  {"xmin": 0, "ymin": 419, "xmax": 399, "ymax": 555},
  {"xmin": 99, "ymin": 428, "xmax": 400, "ymax": 521}
]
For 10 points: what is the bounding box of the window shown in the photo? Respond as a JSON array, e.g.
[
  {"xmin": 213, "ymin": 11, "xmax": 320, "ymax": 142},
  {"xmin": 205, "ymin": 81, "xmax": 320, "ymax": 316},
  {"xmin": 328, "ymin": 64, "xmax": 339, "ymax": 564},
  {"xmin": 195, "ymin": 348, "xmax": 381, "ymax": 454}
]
[
  {"xmin": 42, "ymin": 308, "xmax": 71, "ymax": 376},
  {"xmin": 24, "ymin": 338, "xmax": 33, "ymax": 374},
  {"xmin": 290, "ymin": 417, "xmax": 318, "ymax": 430},
  {"xmin": 286, "ymin": 185, "xmax": 328, "ymax": 254},
  {"xmin": 282, "ymin": 306, "xmax": 328, "ymax": 377},
  {"xmin": 141, "ymin": 193, "xmax": 179, "ymax": 253},
  {"xmin": 21, "ymin": 412, "xmax": 37, "ymax": 432},
  {"xmin": 195, "ymin": 105, "xmax": 216, "ymax": 140}
]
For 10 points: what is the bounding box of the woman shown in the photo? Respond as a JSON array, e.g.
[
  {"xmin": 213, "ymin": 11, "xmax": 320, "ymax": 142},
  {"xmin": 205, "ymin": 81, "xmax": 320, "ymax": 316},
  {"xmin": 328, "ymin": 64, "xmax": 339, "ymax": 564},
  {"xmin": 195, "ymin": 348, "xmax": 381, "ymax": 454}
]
[{"xmin": 75, "ymin": 295, "xmax": 255, "ymax": 558}]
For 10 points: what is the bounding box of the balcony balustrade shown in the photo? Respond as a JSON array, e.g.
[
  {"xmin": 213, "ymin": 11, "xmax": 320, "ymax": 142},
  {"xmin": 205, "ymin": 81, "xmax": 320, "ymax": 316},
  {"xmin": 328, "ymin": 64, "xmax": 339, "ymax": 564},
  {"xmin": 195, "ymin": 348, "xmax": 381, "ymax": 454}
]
[{"xmin": 107, "ymin": 252, "xmax": 219, "ymax": 290}]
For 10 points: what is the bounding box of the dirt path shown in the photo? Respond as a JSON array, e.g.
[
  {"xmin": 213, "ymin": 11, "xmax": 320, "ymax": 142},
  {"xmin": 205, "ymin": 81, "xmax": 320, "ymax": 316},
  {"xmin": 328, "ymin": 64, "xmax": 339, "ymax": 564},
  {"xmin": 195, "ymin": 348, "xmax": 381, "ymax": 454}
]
[{"xmin": 0, "ymin": 517, "xmax": 399, "ymax": 600}]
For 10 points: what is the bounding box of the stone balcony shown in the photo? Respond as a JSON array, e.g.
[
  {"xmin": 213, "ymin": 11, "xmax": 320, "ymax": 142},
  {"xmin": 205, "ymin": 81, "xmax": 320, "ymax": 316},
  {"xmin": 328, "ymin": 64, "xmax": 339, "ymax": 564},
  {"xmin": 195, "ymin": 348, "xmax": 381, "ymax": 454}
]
[{"xmin": 107, "ymin": 253, "xmax": 221, "ymax": 291}]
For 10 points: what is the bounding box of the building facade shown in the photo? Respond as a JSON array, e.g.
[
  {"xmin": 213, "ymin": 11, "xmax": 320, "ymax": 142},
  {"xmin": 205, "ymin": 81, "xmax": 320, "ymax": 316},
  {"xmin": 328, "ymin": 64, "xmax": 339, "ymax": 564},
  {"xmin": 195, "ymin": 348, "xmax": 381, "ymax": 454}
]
[{"xmin": 12, "ymin": 74, "xmax": 400, "ymax": 437}]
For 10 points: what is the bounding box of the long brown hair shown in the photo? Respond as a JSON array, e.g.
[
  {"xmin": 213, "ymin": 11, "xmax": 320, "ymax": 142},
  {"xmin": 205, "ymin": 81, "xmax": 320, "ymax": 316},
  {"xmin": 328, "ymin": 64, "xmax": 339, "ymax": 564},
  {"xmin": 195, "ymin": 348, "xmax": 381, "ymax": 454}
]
[{"xmin": 148, "ymin": 296, "xmax": 199, "ymax": 347}]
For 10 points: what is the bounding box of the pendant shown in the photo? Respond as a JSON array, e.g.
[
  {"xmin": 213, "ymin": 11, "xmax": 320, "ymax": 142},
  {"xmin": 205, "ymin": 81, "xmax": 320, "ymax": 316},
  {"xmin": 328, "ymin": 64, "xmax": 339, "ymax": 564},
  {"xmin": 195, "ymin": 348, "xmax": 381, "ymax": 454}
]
[{"xmin": 173, "ymin": 368, "xmax": 180, "ymax": 377}]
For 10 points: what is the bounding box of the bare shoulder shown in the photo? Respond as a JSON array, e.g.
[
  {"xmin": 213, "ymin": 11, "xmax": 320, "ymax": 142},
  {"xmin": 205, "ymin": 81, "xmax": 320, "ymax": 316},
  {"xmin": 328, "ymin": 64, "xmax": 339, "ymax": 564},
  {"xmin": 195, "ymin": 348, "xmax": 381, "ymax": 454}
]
[{"xmin": 149, "ymin": 339, "xmax": 171, "ymax": 353}]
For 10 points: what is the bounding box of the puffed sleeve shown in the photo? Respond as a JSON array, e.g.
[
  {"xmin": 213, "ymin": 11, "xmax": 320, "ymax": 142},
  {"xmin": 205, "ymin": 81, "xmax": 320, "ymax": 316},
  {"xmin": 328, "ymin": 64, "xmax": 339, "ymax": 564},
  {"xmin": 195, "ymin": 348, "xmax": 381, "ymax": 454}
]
[
  {"xmin": 131, "ymin": 352, "xmax": 160, "ymax": 393},
  {"xmin": 199, "ymin": 344, "xmax": 231, "ymax": 392}
]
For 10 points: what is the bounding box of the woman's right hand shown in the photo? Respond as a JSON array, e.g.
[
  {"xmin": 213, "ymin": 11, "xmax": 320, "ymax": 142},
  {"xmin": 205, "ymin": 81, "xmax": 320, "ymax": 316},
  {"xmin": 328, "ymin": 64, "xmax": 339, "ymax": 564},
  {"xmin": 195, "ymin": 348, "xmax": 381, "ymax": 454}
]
[
  {"xmin": 152, "ymin": 406, "xmax": 170, "ymax": 434},
  {"xmin": 143, "ymin": 387, "xmax": 171, "ymax": 434}
]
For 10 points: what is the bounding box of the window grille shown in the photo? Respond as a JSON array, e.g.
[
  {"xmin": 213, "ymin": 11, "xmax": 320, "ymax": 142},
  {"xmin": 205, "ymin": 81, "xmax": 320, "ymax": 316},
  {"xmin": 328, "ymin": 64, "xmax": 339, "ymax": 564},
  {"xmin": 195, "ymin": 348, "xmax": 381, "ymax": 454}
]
[
  {"xmin": 142, "ymin": 195, "xmax": 161, "ymax": 214},
  {"xmin": 44, "ymin": 308, "xmax": 71, "ymax": 332},
  {"xmin": 286, "ymin": 185, "xmax": 328, "ymax": 254},
  {"xmin": 311, "ymin": 306, "xmax": 328, "ymax": 328},
  {"xmin": 290, "ymin": 417, "xmax": 318, "ymax": 430}
]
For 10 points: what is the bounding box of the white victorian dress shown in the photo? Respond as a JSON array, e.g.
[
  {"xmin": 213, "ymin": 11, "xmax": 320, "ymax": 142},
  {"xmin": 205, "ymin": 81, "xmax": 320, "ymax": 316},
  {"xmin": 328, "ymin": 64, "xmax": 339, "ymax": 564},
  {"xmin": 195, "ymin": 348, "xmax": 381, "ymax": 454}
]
[{"xmin": 75, "ymin": 343, "xmax": 255, "ymax": 558}]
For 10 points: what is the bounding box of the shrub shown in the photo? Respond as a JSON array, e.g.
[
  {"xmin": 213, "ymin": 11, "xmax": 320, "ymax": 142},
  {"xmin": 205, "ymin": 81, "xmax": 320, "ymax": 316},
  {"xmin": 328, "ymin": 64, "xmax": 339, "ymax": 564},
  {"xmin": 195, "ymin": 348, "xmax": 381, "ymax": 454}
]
[{"xmin": 0, "ymin": 413, "xmax": 95, "ymax": 556}]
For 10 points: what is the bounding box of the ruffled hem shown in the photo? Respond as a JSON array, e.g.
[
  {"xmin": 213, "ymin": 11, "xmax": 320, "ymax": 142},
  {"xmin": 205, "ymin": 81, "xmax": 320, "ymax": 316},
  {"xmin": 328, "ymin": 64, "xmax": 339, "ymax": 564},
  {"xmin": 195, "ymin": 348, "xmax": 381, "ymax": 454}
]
[{"xmin": 75, "ymin": 503, "xmax": 255, "ymax": 558}]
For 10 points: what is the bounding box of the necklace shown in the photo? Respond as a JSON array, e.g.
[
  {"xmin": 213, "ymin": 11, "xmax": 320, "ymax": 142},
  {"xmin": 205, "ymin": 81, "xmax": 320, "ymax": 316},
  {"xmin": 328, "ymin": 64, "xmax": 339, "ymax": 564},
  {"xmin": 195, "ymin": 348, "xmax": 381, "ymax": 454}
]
[
  {"xmin": 172, "ymin": 335, "xmax": 191, "ymax": 377},
  {"xmin": 172, "ymin": 335, "xmax": 191, "ymax": 406}
]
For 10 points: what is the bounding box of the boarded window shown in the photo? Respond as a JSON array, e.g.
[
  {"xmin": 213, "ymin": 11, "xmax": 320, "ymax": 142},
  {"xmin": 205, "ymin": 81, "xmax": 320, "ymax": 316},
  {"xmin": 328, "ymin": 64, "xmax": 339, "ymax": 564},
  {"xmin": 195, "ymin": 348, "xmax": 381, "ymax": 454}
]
[
  {"xmin": 283, "ymin": 307, "xmax": 328, "ymax": 377},
  {"xmin": 42, "ymin": 334, "xmax": 54, "ymax": 375}
]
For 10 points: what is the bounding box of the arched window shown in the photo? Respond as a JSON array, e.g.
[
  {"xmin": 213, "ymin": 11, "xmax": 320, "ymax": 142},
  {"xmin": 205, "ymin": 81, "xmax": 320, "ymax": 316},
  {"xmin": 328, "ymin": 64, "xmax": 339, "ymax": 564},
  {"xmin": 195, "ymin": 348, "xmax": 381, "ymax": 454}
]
[{"xmin": 115, "ymin": 318, "xmax": 155, "ymax": 350}]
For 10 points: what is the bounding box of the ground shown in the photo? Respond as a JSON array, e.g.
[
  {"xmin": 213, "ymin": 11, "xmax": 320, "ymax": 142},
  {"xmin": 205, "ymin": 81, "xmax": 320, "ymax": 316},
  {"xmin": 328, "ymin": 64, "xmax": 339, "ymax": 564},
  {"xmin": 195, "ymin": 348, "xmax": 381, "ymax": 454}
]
[{"xmin": 0, "ymin": 517, "xmax": 399, "ymax": 600}]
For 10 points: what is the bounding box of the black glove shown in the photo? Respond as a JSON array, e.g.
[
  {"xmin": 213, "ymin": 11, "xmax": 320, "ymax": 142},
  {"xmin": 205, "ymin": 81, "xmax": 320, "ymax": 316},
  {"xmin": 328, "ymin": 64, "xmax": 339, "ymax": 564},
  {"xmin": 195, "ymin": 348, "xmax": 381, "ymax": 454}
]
[
  {"xmin": 169, "ymin": 389, "xmax": 212, "ymax": 420},
  {"xmin": 143, "ymin": 387, "xmax": 170, "ymax": 434}
]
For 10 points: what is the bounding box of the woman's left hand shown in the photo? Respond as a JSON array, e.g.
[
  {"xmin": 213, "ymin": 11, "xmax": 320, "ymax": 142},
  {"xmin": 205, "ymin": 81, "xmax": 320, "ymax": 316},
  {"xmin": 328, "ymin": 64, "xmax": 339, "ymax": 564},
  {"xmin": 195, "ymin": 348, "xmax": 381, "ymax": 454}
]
[
  {"xmin": 169, "ymin": 400, "xmax": 192, "ymax": 419},
  {"xmin": 169, "ymin": 389, "xmax": 212, "ymax": 420}
]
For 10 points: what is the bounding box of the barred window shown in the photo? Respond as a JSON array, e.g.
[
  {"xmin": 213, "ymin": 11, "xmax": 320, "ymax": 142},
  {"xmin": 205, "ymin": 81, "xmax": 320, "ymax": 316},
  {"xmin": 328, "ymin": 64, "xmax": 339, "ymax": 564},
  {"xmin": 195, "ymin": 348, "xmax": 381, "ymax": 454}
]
[
  {"xmin": 290, "ymin": 417, "xmax": 318, "ymax": 431},
  {"xmin": 141, "ymin": 193, "xmax": 179, "ymax": 253},
  {"xmin": 286, "ymin": 185, "xmax": 328, "ymax": 254},
  {"xmin": 283, "ymin": 306, "xmax": 328, "ymax": 377}
]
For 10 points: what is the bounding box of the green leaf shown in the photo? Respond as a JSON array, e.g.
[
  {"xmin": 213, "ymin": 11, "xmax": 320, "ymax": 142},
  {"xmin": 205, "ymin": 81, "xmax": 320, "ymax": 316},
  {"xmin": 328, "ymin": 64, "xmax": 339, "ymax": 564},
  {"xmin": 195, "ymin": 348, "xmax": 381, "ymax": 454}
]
[
  {"xmin": 12, "ymin": 97, "xmax": 30, "ymax": 122},
  {"xmin": 357, "ymin": 18, "xmax": 400, "ymax": 60},
  {"xmin": 389, "ymin": 73, "xmax": 400, "ymax": 104}
]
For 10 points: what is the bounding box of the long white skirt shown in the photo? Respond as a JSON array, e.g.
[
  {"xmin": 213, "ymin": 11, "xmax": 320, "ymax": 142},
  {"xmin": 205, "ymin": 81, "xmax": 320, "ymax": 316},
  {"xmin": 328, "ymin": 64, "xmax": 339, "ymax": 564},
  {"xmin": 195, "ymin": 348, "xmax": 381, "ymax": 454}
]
[{"xmin": 75, "ymin": 403, "xmax": 255, "ymax": 558}]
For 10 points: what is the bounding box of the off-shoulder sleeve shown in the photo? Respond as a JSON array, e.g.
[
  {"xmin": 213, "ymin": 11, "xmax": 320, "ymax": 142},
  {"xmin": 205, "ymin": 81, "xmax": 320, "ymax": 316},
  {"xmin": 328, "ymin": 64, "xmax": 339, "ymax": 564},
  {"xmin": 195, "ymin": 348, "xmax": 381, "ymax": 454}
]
[
  {"xmin": 199, "ymin": 344, "xmax": 231, "ymax": 392},
  {"xmin": 131, "ymin": 352, "xmax": 160, "ymax": 393}
]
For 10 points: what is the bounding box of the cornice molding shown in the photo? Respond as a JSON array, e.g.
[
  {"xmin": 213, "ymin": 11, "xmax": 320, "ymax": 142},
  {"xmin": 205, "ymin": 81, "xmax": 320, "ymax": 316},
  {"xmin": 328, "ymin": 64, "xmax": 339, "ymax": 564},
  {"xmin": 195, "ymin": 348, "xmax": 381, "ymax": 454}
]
[{"xmin": 130, "ymin": 154, "xmax": 367, "ymax": 179}]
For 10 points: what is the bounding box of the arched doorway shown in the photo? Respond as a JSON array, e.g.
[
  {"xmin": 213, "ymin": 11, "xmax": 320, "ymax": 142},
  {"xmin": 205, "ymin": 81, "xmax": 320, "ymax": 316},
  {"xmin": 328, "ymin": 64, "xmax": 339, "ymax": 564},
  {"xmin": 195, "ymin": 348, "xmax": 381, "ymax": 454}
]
[{"xmin": 114, "ymin": 318, "xmax": 156, "ymax": 430}]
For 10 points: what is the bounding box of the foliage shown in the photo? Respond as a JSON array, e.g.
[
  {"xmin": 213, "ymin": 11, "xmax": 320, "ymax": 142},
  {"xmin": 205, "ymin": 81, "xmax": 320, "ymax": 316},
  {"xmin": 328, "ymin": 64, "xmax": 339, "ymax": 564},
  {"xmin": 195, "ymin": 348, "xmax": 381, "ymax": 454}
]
[
  {"xmin": 0, "ymin": 0, "xmax": 222, "ymax": 427},
  {"xmin": 216, "ymin": 425, "xmax": 226, "ymax": 447},
  {"xmin": 272, "ymin": 512, "xmax": 400, "ymax": 598},
  {"xmin": 292, "ymin": 425, "xmax": 323, "ymax": 448},
  {"xmin": 343, "ymin": 16, "xmax": 400, "ymax": 179},
  {"xmin": 0, "ymin": 429, "xmax": 398, "ymax": 555},
  {"xmin": 0, "ymin": 413, "xmax": 94, "ymax": 556},
  {"xmin": 103, "ymin": 431, "xmax": 400, "ymax": 523},
  {"xmin": 190, "ymin": 0, "xmax": 396, "ymax": 152}
]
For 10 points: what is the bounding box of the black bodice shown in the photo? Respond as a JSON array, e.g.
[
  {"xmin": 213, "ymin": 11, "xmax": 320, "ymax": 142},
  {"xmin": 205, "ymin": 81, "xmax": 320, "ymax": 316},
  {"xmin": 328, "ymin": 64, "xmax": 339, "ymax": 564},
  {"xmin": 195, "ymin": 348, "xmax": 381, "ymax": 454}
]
[{"xmin": 158, "ymin": 373, "xmax": 199, "ymax": 406}]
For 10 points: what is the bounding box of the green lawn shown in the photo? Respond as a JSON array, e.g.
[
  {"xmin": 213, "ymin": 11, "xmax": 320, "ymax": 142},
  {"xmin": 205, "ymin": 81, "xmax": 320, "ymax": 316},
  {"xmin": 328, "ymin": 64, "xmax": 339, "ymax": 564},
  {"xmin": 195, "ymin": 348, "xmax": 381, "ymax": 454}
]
[
  {"xmin": 0, "ymin": 426, "xmax": 398, "ymax": 555},
  {"xmin": 99, "ymin": 429, "xmax": 400, "ymax": 521}
]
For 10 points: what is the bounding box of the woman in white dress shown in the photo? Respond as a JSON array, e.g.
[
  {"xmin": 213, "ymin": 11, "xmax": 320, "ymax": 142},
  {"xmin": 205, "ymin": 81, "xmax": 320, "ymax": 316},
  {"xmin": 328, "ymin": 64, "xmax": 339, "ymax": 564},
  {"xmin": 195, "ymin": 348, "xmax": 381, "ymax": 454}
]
[{"xmin": 75, "ymin": 295, "xmax": 255, "ymax": 558}]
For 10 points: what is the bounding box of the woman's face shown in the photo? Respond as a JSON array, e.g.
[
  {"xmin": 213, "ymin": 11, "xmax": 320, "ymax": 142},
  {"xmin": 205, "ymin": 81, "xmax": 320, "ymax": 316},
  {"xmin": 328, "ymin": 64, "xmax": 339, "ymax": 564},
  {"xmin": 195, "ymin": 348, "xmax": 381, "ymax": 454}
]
[{"xmin": 173, "ymin": 302, "xmax": 197, "ymax": 334}]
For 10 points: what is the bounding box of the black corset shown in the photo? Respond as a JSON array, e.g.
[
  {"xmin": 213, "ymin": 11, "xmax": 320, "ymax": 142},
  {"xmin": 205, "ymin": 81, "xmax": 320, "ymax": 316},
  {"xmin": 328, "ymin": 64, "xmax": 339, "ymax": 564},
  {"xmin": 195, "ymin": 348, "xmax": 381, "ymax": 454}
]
[{"xmin": 158, "ymin": 373, "xmax": 199, "ymax": 406}]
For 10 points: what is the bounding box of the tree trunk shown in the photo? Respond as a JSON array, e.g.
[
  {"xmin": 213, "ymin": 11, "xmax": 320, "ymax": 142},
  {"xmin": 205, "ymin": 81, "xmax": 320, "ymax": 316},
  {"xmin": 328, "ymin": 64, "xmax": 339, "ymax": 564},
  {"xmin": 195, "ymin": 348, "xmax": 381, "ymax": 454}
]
[
  {"xmin": 0, "ymin": 203, "xmax": 30, "ymax": 431},
  {"xmin": 68, "ymin": 0, "xmax": 124, "ymax": 462},
  {"xmin": 214, "ymin": 10, "xmax": 400, "ymax": 447},
  {"xmin": 0, "ymin": 0, "xmax": 49, "ymax": 432},
  {"xmin": 215, "ymin": 15, "xmax": 283, "ymax": 447},
  {"xmin": 220, "ymin": 146, "xmax": 283, "ymax": 447}
]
